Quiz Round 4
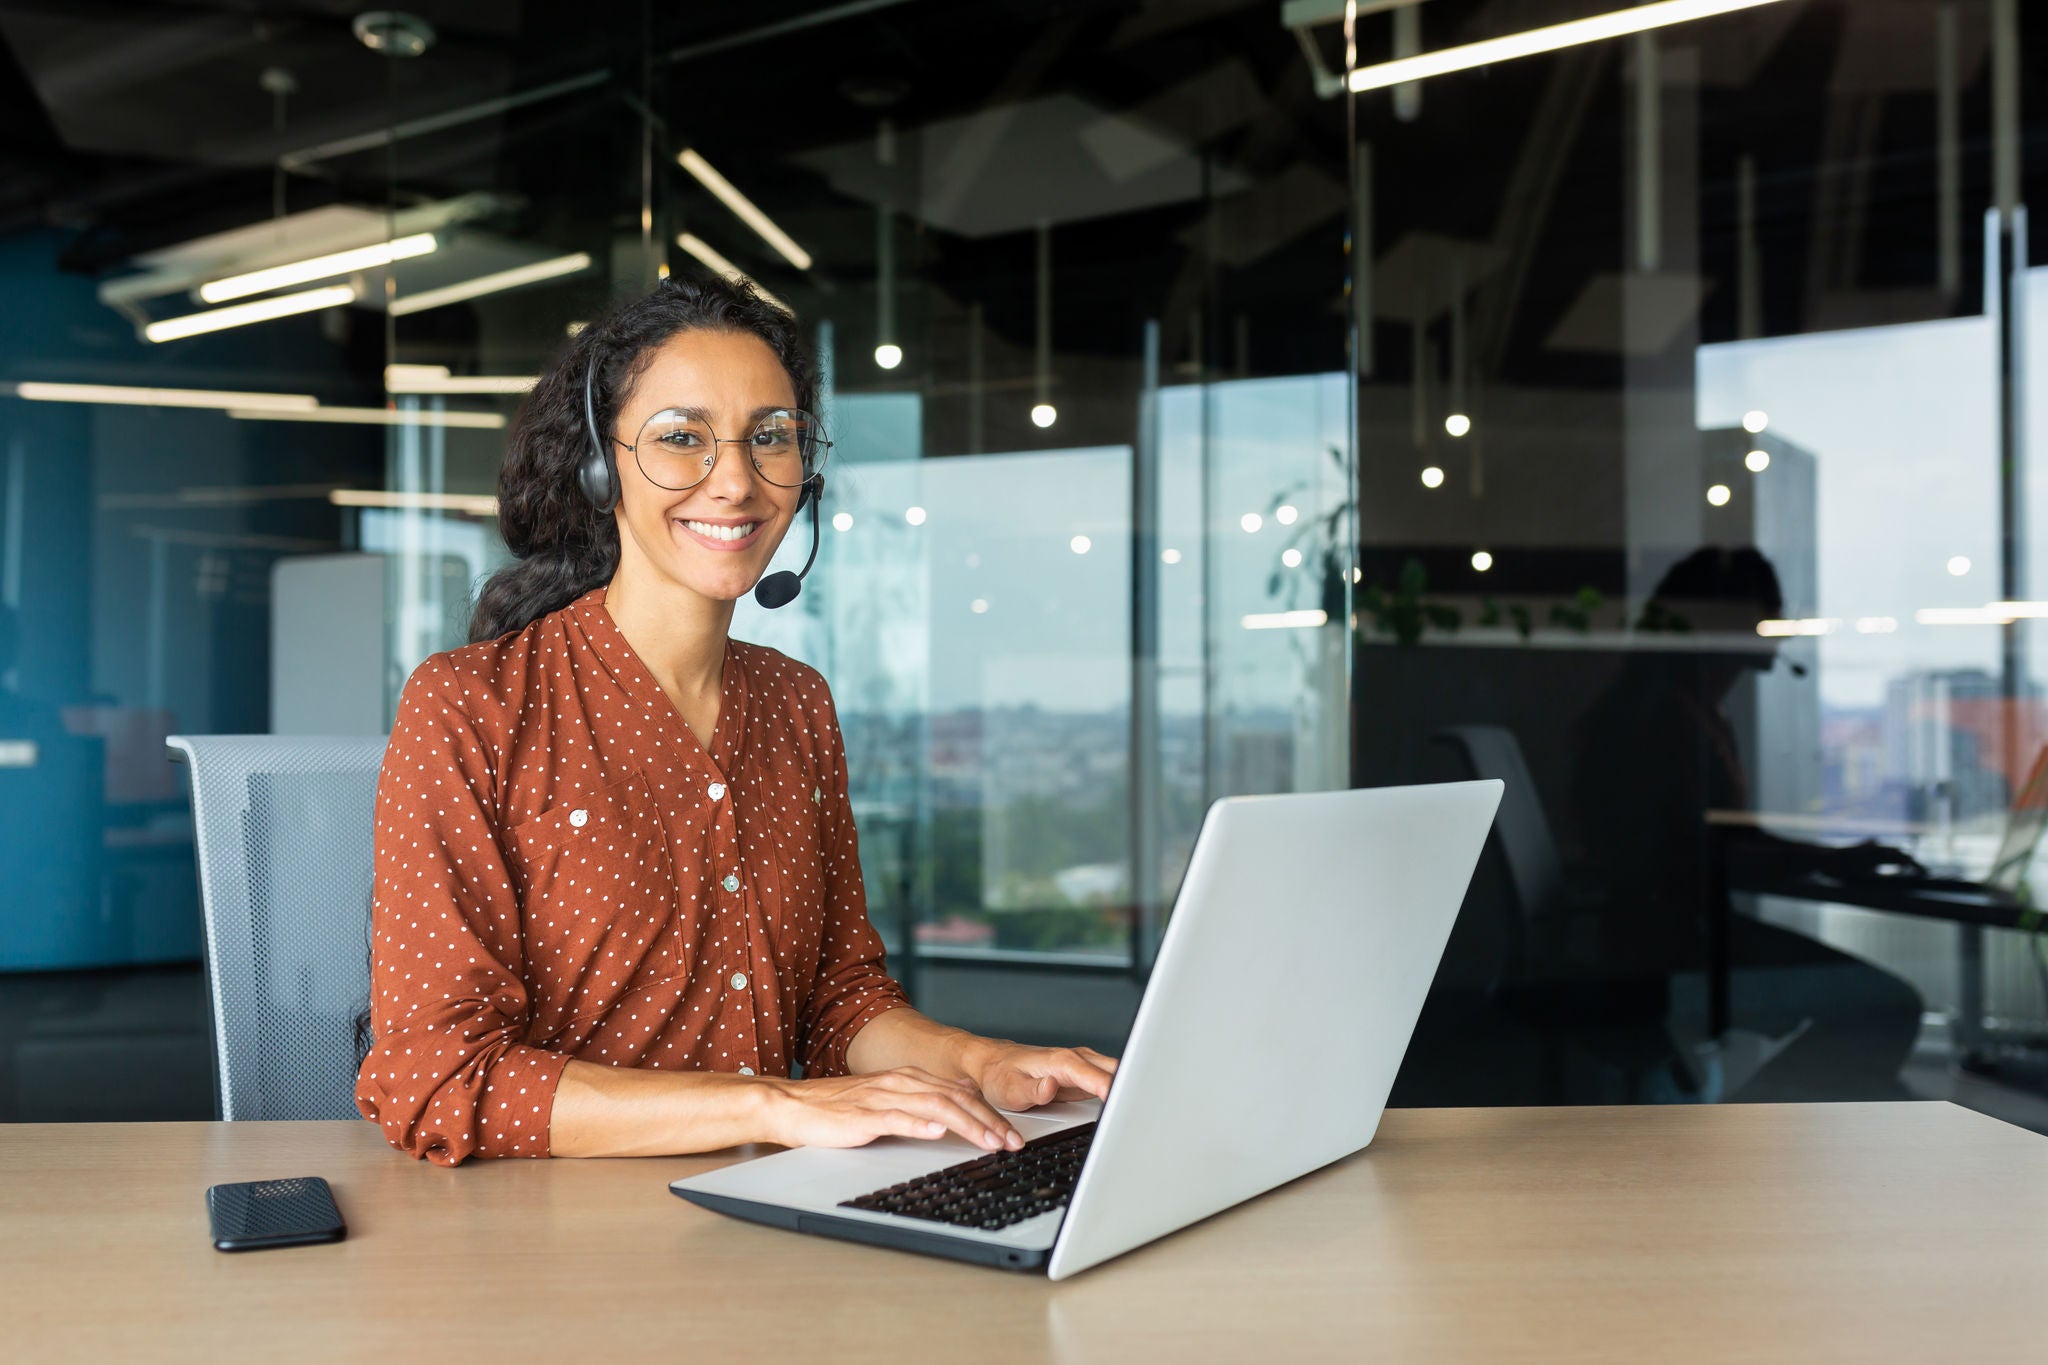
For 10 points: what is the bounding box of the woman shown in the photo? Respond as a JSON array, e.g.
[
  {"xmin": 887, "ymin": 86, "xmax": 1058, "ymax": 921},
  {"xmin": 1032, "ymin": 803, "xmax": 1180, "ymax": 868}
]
[{"xmin": 355, "ymin": 274, "xmax": 1116, "ymax": 1165}]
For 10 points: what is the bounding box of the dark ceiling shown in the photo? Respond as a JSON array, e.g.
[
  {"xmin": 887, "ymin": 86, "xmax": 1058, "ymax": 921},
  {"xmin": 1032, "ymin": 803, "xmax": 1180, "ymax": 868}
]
[{"xmin": 1, "ymin": 0, "xmax": 2043, "ymax": 388}]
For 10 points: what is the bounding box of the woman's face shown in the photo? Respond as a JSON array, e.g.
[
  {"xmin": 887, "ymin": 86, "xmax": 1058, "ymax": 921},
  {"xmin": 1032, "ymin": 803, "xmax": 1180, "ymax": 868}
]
[{"xmin": 609, "ymin": 328, "xmax": 804, "ymax": 605}]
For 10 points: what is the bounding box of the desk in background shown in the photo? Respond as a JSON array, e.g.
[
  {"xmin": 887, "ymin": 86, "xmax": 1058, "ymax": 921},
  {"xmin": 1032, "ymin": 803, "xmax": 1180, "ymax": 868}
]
[
  {"xmin": 1707, "ymin": 809, "xmax": 2038, "ymax": 1046},
  {"xmin": 5, "ymin": 1103, "xmax": 2044, "ymax": 1362}
]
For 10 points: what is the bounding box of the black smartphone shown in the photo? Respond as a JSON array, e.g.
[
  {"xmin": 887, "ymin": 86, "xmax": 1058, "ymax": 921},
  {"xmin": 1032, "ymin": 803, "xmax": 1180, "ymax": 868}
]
[{"xmin": 206, "ymin": 1176, "xmax": 346, "ymax": 1252}]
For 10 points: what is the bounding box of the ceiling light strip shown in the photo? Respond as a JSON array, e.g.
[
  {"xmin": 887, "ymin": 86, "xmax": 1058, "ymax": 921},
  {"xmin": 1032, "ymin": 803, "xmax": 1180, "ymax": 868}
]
[
  {"xmin": 228, "ymin": 406, "xmax": 506, "ymax": 429},
  {"xmin": 675, "ymin": 234, "xmax": 791, "ymax": 311},
  {"xmin": 1348, "ymin": 0, "xmax": 1791, "ymax": 93},
  {"xmin": 382, "ymin": 364, "xmax": 538, "ymax": 395},
  {"xmin": 143, "ymin": 285, "xmax": 359, "ymax": 343},
  {"xmin": 677, "ymin": 149, "xmax": 814, "ymax": 271},
  {"xmin": 331, "ymin": 489, "xmax": 500, "ymax": 515},
  {"xmin": 388, "ymin": 253, "xmax": 592, "ymax": 317},
  {"xmin": 1242, "ymin": 609, "xmax": 1331, "ymax": 631},
  {"xmin": 2, "ymin": 381, "xmax": 318, "ymax": 413},
  {"xmin": 199, "ymin": 233, "xmax": 439, "ymax": 303}
]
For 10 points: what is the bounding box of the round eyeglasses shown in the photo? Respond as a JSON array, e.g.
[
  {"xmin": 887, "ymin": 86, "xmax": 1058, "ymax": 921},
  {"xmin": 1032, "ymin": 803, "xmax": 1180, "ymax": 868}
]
[{"xmin": 614, "ymin": 407, "xmax": 830, "ymax": 493}]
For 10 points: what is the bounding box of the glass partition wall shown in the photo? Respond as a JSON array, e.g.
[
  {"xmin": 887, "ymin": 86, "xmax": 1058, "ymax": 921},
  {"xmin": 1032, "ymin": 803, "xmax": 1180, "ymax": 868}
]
[
  {"xmin": 0, "ymin": 3, "xmax": 1356, "ymax": 1082},
  {"xmin": 10, "ymin": 0, "xmax": 2044, "ymax": 1125},
  {"xmin": 1346, "ymin": 0, "xmax": 2048, "ymax": 1115}
]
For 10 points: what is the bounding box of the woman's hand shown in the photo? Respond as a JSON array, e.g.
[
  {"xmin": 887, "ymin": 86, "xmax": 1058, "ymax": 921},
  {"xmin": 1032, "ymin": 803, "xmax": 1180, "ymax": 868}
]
[
  {"xmin": 967, "ymin": 1041, "xmax": 1119, "ymax": 1111},
  {"xmin": 763, "ymin": 1067, "xmax": 1026, "ymax": 1153}
]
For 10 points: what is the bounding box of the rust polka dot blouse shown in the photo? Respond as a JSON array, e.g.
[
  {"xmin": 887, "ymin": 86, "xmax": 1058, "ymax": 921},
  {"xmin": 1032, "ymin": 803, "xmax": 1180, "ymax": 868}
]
[{"xmin": 354, "ymin": 586, "xmax": 910, "ymax": 1165}]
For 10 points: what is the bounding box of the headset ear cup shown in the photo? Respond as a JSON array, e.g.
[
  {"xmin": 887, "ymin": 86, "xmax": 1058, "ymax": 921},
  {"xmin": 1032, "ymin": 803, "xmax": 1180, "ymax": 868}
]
[
  {"xmin": 578, "ymin": 448, "xmax": 619, "ymax": 512},
  {"xmin": 579, "ymin": 352, "xmax": 619, "ymax": 512}
]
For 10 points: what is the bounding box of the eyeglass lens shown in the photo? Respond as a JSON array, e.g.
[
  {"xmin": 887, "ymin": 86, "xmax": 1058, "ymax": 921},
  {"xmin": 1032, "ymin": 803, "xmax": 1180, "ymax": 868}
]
[{"xmin": 633, "ymin": 409, "xmax": 818, "ymax": 491}]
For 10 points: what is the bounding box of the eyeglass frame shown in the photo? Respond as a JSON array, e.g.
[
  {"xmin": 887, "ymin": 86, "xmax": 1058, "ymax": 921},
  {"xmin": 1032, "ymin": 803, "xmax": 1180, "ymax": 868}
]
[{"xmin": 608, "ymin": 405, "xmax": 832, "ymax": 494}]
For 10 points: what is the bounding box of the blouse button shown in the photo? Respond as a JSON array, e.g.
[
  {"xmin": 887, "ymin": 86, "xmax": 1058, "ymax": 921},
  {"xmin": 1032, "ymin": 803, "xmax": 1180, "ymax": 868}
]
[
  {"xmin": 721, "ymin": 873, "xmax": 740, "ymax": 893},
  {"xmin": 708, "ymin": 782, "xmax": 727, "ymax": 801},
  {"xmin": 730, "ymin": 971, "xmax": 749, "ymax": 990},
  {"xmin": 568, "ymin": 809, "xmax": 589, "ymax": 828}
]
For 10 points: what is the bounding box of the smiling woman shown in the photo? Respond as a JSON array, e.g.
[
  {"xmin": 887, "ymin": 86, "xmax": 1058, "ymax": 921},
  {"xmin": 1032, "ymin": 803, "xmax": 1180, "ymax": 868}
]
[
  {"xmin": 354, "ymin": 274, "xmax": 1117, "ymax": 1165},
  {"xmin": 468, "ymin": 276, "xmax": 823, "ymax": 644}
]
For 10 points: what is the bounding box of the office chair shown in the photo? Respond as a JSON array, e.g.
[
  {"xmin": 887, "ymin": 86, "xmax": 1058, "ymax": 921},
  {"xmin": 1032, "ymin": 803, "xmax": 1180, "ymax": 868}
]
[
  {"xmin": 169, "ymin": 735, "xmax": 385, "ymax": 1121},
  {"xmin": 1431, "ymin": 725, "xmax": 1707, "ymax": 1098}
]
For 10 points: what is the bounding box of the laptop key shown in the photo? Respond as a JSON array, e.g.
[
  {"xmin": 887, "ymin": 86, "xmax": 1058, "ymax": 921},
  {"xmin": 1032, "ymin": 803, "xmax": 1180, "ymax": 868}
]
[{"xmin": 838, "ymin": 1121, "xmax": 1097, "ymax": 1230}]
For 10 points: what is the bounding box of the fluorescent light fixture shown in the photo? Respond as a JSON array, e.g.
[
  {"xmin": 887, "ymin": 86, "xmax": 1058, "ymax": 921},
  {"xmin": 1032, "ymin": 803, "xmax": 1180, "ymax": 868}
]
[
  {"xmin": 388, "ymin": 252, "xmax": 591, "ymax": 317},
  {"xmin": 1161, "ymin": 547, "xmax": 1182, "ymax": 564},
  {"xmin": 677, "ymin": 148, "xmax": 813, "ymax": 271},
  {"xmin": 1757, "ymin": 618, "xmax": 1838, "ymax": 638},
  {"xmin": 1031, "ymin": 403, "xmax": 1058, "ymax": 428},
  {"xmin": 674, "ymin": 233, "xmax": 790, "ymax": 312},
  {"xmin": 1742, "ymin": 409, "xmax": 1770, "ymax": 433},
  {"xmin": 1350, "ymin": 0, "xmax": 1793, "ymax": 92},
  {"xmin": 905, "ymin": 506, "xmax": 927, "ymax": 526},
  {"xmin": 1275, "ymin": 505, "xmax": 1300, "ymax": 525},
  {"xmin": 832, "ymin": 511, "xmax": 854, "ymax": 532},
  {"xmin": 1471, "ymin": 550, "xmax": 1494, "ymax": 572},
  {"xmin": 1421, "ymin": 465, "xmax": 1445, "ymax": 489},
  {"xmin": 1241, "ymin": 512, "xmax": 1264, "ymax": 533},
  {"xmin": 198, "ymin": 232, "xmax": 437, "ymax": 303},
  {"xmin": 383, "ymin": 364, "xmax": 537, "ymax": 395},
  {"xmin": 228, "ymin": 406, "xmax": 505, "ymax": 429},
  {"xmin": 874, "ymin": 343, "xmax": 903, "ymax": 370},
  {"xmin": 1745, "ymin": 449, "xmax": 1771, "ymax": 472},
  {"xmin": 143, "ymin": 284, "xmax": 357, "ymax": 342},
  {"xmin": 1707, "ymin": 483, "xmax": 1732, "ymax": 506},
  {"xmin": 1947, "ymin": 556, "xmax": 1973, "ymax": 577},
  {"xmin": 1070, "ymin": 535, "xmax": 1092, "ymax": 555},
  {"xmin": 1444, "ymin": 413, "xmax": 1472, "ymax": 438},
  {"xmin": 1915, "ymin": 606, "xmax": 2014, "ymax": 627},
  {"xmin": 330, "ymin": 489, "xmax": 500, "ymax": 515},
  {"xmin": 1991, "ymin": 601, "xmax": 2048, "ymax": 618},
  {"xmin": 1242, "ymin": 609, "xmax": 1330, "ymax": 630},
  {"xmin": 2, "ymin": 381, "xmax": 317, "ymax": 413},
  {"xmin": 1855, "ymin": 617, "xmax": 1899, "ymax": 634},
  {"xmin": 1282, "ymin": 548, "xmax": 1304, "ymax": 568}
]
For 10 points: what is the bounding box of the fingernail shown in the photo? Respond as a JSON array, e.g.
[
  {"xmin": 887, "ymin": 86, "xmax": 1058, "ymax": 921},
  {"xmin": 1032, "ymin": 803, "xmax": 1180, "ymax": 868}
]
[
  {"xmin": 1008, "ymin": 1131, "xmax": 1023, "ymax": 1149},
  {"xmin": 926, "ymin": 1121, "xmax": 944, "ymax": 1134},
  {"xmin": 983, "ymin": 1129, "xmax": 1001, "ymax": 1147}
]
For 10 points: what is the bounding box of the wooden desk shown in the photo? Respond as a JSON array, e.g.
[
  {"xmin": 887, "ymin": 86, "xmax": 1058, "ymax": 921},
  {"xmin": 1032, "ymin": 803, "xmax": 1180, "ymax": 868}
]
[{"xmin": 7, "ymin": 1104, "xmax": 2045, "ymax": 1363}]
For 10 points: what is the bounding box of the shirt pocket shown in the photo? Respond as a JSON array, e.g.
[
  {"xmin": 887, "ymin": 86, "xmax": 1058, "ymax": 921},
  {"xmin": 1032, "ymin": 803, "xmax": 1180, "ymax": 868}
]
[{"xmin": 505, "ymin": 769, "xmax": 682, "ymax": 1029}]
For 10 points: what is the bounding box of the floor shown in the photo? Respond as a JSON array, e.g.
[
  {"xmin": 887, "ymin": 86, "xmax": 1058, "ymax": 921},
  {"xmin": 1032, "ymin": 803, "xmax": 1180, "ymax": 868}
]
[{"xmin": 4, "ymin": 963, "xmax": 2047, "ymax": 1136}]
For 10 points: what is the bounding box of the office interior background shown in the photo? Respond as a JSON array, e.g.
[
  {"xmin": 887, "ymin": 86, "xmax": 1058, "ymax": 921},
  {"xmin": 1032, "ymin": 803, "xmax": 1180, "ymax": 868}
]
[{"xmin": 0, "ymin": 0, "xmax": 2045, "ymax": 1130}]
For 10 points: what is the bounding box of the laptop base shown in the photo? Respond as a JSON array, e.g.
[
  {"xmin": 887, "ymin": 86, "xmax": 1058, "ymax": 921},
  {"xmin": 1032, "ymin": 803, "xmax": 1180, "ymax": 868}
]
[{"xmin": 671, "ymin": 1187, "xmax": 1051, "ymax": 1271}]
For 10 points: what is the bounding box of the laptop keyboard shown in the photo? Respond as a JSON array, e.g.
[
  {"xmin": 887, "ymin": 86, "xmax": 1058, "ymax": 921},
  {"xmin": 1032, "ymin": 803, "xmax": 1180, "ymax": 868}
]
[{"xmin": 838, "ymin": 1121, "xmax": 1097, "ymax": 1231}]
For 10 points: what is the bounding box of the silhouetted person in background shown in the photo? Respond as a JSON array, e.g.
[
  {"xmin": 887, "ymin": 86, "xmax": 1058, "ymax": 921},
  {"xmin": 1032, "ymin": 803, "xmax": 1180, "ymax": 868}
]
[{"xmin": 1572, "ymin": 548, "xmax": 1924, "ymax": 1100}]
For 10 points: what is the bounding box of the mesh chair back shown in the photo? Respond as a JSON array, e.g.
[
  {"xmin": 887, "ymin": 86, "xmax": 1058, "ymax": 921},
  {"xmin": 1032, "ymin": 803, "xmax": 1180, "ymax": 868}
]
[
  {"xmin": 1433, "ymin": 725, "xmax": 1563, "ymax": 923},
  {"xmin": 169, "ymin": 735, "xmax": 386, "ymax": 1120}
]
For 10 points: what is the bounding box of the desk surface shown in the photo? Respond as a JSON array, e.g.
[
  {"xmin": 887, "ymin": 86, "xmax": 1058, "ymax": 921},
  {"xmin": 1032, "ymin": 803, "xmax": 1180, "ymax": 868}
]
[
  {"xmin": 7, "ymin": 1103, "xmax": 2045, "ymax": 1363},
  {"xmin": 1723, "ymin": 864, "xmax": 2032, "ymax": 930}
]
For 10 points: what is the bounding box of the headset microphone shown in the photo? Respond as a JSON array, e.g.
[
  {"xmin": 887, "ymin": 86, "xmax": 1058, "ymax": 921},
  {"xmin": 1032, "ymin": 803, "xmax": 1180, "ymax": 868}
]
[{"xmin": 754, "ymin": 474, "xmax": 824, "ymax": 610}]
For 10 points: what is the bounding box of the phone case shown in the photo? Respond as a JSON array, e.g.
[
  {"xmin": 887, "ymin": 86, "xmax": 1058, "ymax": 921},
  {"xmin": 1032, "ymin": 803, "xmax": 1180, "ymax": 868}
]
[{"xmin": 206, "ymin": 1176, "xmax": 347, "ymax": 1252}]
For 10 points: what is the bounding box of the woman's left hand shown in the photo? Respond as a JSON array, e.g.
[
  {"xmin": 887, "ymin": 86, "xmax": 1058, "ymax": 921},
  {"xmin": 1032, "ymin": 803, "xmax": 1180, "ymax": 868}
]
[{"xmin": 968, "ymin": 1041, "xmax": 1119, "ymax": 1111}]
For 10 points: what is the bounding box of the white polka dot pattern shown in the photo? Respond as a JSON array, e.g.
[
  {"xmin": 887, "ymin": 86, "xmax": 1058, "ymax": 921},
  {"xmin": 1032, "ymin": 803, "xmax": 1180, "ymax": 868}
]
[{"xmin": 352, "ymin": 586, "xmax": 911, "ymax": 1165}]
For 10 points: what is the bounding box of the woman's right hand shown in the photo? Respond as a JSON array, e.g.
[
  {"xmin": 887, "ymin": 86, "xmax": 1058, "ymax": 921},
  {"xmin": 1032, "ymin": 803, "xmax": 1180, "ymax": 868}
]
[{"xmin": 763, "ymin": 1068, "xmax": 1024, "ymax": 1153}]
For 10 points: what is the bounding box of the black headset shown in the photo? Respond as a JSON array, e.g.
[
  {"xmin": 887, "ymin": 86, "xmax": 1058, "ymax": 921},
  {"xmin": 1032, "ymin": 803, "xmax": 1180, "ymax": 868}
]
[{"xmin": 580, "ymin": 353, "xmax": 822, "ymax": 609}]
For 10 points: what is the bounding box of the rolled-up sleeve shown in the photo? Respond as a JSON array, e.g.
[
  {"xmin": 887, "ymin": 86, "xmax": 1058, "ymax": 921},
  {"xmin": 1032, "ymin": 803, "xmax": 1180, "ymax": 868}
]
[
  {"xmin": 354, "ymin": 657, "xmax": 568, "ymax": 1165},
  {"xmin": 794, "ymin": 685, "xmax": 911, "ymax": 1076}
]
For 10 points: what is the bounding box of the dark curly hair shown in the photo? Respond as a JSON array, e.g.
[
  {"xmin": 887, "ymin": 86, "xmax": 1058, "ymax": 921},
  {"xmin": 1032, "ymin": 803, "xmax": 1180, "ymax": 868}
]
[{"xmin": 468, "ymin": 272, "xmax": 820, "ymax": 643}]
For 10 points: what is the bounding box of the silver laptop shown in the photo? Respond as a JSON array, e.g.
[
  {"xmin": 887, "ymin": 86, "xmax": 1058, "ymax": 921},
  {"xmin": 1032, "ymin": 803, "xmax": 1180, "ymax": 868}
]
[{"xmin": 670, "ymin": 779, "xmax": 1503, "ymax": 1279}]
